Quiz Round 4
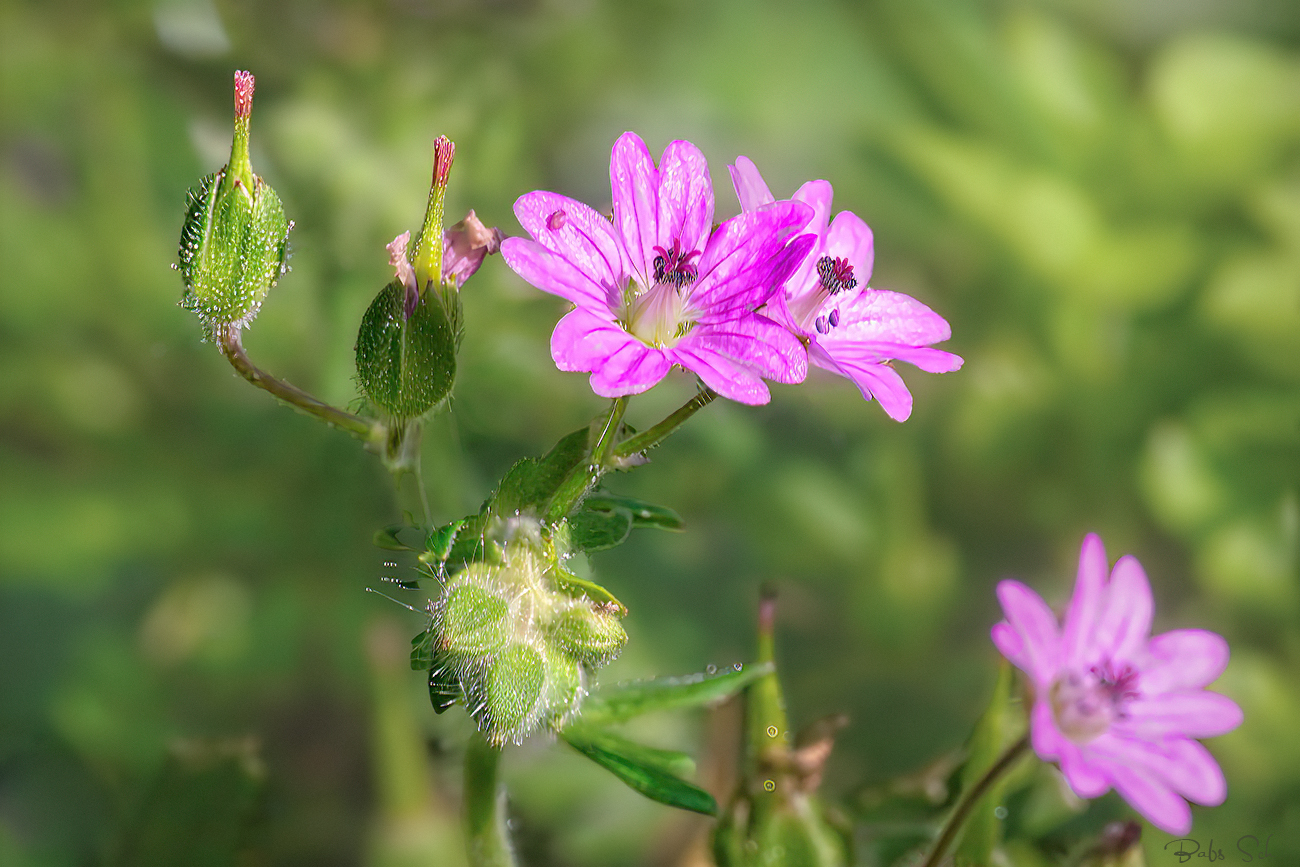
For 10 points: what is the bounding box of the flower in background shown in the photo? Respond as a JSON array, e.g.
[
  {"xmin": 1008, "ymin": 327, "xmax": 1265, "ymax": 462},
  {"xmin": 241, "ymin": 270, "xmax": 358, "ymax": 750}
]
[
  {"xmin": 729, "ymin": 157, "xmax": 962, "ymax": 421},
  {"xmin": 991, "ymin": 533, "xmax": 1243, "ymax": 835},
  {"xmin": 502, "ymin": 133, "xmax": 814, "ymax": 405}
]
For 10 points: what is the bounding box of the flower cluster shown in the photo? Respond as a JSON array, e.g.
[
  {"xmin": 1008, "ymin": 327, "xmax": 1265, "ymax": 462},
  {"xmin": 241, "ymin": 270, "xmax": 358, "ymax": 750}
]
[
  {"xmin": 992, "ymin": 534, "xmax": 1243, "ymax": 835},
  {"xmin": 502, "ymin": 133, "xmax": 961, "ymax": 415}
]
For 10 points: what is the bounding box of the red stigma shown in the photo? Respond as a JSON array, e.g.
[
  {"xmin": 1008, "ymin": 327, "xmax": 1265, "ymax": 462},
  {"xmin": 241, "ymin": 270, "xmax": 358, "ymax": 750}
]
[
  {"xmin": 233, "ymin": 70, "xmax": 255, "ymax": 119},
  {"xmin": 433, "ymin": 136, "xmax": 456, "ymax": 188}
]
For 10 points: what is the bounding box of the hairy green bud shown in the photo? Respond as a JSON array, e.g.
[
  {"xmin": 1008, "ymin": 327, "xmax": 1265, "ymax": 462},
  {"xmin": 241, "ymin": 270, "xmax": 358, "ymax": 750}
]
[{"xmin": 178, "ymin": 70, "xmax": 290, "ymax": 336}]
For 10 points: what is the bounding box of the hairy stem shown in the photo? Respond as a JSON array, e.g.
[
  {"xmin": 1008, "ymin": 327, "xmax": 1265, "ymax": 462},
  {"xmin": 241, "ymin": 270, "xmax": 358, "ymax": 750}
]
[
  {"xmin": 920, "ymin": 734, "xmax": 1031, "ymax": 867},
  {"xmin": 464, "ymin": 733, "xmax": 514, "ymax": 867},
  {"xmin": 611, "ymin": 387, "xmax": 717, "ymax": 460},
  {"xmin": 217, "ymin": 324, "xmax": 378, "ymax": 442}
]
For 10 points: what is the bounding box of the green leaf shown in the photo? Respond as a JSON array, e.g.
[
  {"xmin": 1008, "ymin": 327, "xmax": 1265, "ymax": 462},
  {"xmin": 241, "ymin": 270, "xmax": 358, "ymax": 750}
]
[
  {"xmin": 584, "ymin": 494, "xmax": 684, "ymax": 531},
  {"xmin": 954, "ymin": 660, "xmax": 1022, "ymax": 866},
  {"xmin": 567, "ymin": 508, "xmax": 631, "ymax": 552},
  {"xmin": 561, "ymin": 724, "xmax": 716, "ymax": 816},
  {"xmin": 493, "ymin": 427, "xmax": 589, "ymax": 516},
  {"xmin": 582, "ymin": 663, "xmax": 773, "ymax": 724}
]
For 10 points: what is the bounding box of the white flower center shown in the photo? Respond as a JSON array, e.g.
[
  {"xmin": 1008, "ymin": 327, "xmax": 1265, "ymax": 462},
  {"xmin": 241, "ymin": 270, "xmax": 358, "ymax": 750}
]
[{"xmin": 1050, "ymin": 661, "xmax": 1139, "ymax": 744}]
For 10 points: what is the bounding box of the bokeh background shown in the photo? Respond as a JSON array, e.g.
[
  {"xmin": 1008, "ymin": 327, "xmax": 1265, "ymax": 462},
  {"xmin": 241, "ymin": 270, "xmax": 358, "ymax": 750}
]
[{"xmin": 3, "ymin": 0, "xmax": 1299, "ymax": 864}]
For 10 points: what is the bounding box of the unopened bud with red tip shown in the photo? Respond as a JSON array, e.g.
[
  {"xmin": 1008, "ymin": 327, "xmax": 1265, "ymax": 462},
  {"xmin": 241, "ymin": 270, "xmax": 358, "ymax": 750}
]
[
  {"xmin": 177, "ymin": 70, "xmax": 291, "ymax": 337},
  {"xmin": 355, "ymin": 135, "xmax": 500, "ymax": 425}
]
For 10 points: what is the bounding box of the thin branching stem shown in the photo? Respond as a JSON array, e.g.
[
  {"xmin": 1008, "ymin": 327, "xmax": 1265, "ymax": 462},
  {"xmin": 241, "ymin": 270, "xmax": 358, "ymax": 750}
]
[
  {"xmin": 217, "ymin": 323, "xmax": 378, "ymax": 442},
  {"xmin": 920, "ymin": 734, "xmax": 1031, "ymax": 867}
]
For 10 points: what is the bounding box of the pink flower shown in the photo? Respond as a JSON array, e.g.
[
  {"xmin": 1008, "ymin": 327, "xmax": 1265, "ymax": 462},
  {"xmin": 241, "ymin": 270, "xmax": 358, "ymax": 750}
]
[
  {"xmin": 728, "ymin": 157, "xmax": 962, "ymax": 421},
  {"xmin": 502, "ymin": 133, "xmax": 814, "ymax": 405},
  {"xmin": 991, "ymin": 534, "xmax": 1243, "ymax": 835}
]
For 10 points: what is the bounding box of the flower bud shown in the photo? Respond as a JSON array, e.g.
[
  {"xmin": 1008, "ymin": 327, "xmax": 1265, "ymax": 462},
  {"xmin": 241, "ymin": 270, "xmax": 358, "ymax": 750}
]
[
  {"xmin": 178, "ymin": 71, "xmax": 290, "ymax": 336},
  {"xmin": 422, "ymin": 520, "xmax": 626, "ymax": 745},
  {"xmin": 354, "ymin": 138, "xmax": 502, "ymax": 421}
]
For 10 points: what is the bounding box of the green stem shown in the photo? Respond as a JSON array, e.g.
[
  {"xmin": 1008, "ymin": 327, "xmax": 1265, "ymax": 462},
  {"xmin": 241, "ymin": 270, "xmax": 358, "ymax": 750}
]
[
  {"xmin": 543, "ymin": 398, "xmax": 627, "ymax": 522},
  {"xmin": 217, "ymin": 324, "xmax": 378, "ymax": 443},
  {"xmin": 464, "ymin": 733, "xmax": 515, "ymax": 867},
  {"xmin": 611, "ymin": 387, "xmax": 717, "ymax": 460},
  {"xmin": 920, "ymin": 734, "xmax": 1031, "ymax": 867}
]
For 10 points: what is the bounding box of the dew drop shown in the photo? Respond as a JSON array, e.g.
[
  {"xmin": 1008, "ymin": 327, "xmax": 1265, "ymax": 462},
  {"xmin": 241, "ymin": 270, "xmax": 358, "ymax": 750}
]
[
  {"xmin": 763, "ymin": 779, "xmax": 775, "ymax": 792},
  {"xmin": 766, "ymin": 725, "xmax": 778, "ymax": 738},
  {"xmin": 705, "ymin": 664, "xmax": 717, "ymax": 675},
  {"xmin": 994, "ymin": 806, "xmax": 1008, "ymax": 820},
  {"xmin": 732, "ymin": 662, "xmax": 742, "ymax": 671}
]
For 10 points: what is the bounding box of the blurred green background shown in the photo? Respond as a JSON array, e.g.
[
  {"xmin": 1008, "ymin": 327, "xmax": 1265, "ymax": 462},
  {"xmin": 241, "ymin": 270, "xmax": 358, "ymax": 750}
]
[{"xmin": 3, "ymin": 0, "xmax": 1299, "ymax": 864}]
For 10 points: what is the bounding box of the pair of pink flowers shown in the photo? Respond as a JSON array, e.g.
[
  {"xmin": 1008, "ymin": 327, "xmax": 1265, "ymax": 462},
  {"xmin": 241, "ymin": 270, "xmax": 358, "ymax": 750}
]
[
  {"xmin": 993, "ymin": 534, "xmax": 1243, "ymax": 836},
  {"xmin": 501, "ymin": 133, "xmax": 962, "ymax": 419}
]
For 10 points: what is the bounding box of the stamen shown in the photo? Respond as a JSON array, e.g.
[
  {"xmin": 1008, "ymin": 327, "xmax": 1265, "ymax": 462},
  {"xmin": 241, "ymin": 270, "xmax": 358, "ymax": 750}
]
[
  {"xmin": 816, "ymin": 256, "xmax": 857, "ymax": 294},
  {"xmin": 828, "ymin": 308, "xmax": 840, "ymax": 328},
  {"xmin": 814, "ymin": 316, "xmax": 829, "ymax": 334},
  {"xmin": 652, "ymin": 240, "xmax": 700, "ymax": 288}
]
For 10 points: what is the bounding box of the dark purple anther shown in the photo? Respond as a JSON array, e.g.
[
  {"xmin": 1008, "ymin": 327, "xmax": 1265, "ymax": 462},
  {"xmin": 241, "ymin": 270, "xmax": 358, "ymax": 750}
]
[
  {"xmin": 816, "ymin": 255, "xmax": 857, "ymax": 294},
  {"xmin": 652, "ymin": 239, "xmax": 700, "ymax": 288},
  {"xmin": 815, "ymin": 316, "xmax": 829, "ymax": 334},
  {"xmin": 547, "ymin": 210, "xmax": 567, "ymax": 231},
  {"xmin": 828, "ymin": 308, "xmax": 840, "ymax": 328}
]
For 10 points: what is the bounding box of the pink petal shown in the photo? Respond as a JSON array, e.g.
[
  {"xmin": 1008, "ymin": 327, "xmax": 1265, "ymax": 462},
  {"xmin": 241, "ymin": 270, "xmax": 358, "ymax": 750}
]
[
  {"xmin": 589, "ymin": 340, "xmax": 673, "ymax": 397},
  {"xmin": 1056, "ymin": 738, "xmax": 1112, "ymax": 798},
  {"xmin": 823, "ymin": 208, "xmax": 874, "ymax": 289},
  {"xmin": 670, "ymin": 340, "xmax": 772, "ymax": 405},
  {"xmin": 610, "ymin": 132, "xmax": 660, "ymax": 288},
  {"xmin": 657, "ymin": 140, "xmax": 713, "ymax": 257},
  {"xmin": 783, "ymin": 179, "xmax": 834, "ymax": 294},
  {"xmin": 1029, "ymin": 698, "xmax": 1066, "ymax": 763},
  {"xmin": 501, "ymin": 237, "xmax": 612, "ymax": 310},
  {"xmin": 1090, "ymin": 735, "xmax": 1226, "ymax": 807},
  {"xmin": 825, "ymin": 289, "xmax": 953, "ymax": 346},
  {"xmin": 1107, "ymin": 763, "xmax": 1192, "ymax": 836},
  {"xmin": 1139, "ymin": 630, "xmax": 1231, "ymax": 693},
  {"xmin": 1115, "ymin": 691, "xmax": 1243, "ymax": 740},
  {"xmin": 1092, "ymin": 555, "xmax": 1153, "ymax": 664},
  {"xmin": 991, "ymin": 622, "xmax": 1026, "ymax": 671},
  {"xmin": 994, "ymin": 580, "xmax": 1062, "ymax": 686},
  {"xmin": 683, "ymin": 314, "xmax": 808, "ymax": 386},
  {"xmin": 513, "ymin": 191, "xmax": 625, "ymax": 289},
  {"xmin": 550, "ymin": 307, "xmax": 634, "ymax": 371},
  {"xmin": 693, "ymin": 200, "xmax": 812, "ymax": 314},
  {"xmin": 728, "ymin": 156, "xmax": 776, "ymax": 212},
  {"xmin": 810, "ymin": 344, "xmax": 915, "ymax": 421},
  {"xmin": 1062, "ymin": 533, "xmax": 1109, "ymax": 669}
]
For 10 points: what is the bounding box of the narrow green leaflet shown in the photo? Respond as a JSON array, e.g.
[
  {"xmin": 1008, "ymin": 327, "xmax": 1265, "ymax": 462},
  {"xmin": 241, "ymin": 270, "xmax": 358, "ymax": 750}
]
[
  {"xmin": 373, "ymin": 525, "xmax": 418, "ymax": 551},
  {"xmin": 582, "ymin": 663, "xmax": 773, "ymax": 724},
  {"xmin": 561, "ymin": 724, "xmax": 716, "ymax": 816},
  {"xmin": 551, "ymin": 566, "xmax": 628, "ymax": 615},
  {"xmin": 584, "ymin": 493, "xmax": 684, "ymax": 531}
]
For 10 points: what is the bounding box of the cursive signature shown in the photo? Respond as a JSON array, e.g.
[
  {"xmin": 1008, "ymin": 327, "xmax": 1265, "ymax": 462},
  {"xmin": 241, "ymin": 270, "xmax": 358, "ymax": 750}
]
[{"xmin": 1163, "ymin": 836, "xmax": 1275, "ymax": 862}]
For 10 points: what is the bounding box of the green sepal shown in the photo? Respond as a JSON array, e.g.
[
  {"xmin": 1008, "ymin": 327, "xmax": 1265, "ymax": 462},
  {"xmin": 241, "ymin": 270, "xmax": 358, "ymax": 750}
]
[
  {"xmin": 551, "ymin": 566, "xmax": 628, "ymax": 616},
  {"xmin": 374, "ymin": 525, "xmax": 418, "ymax": 552},
  {"xmin": 424, "ymin": 519, "xmax": 464, "ymax": 561},
  {"xmin": 560, "ymin": 723, "xmax": 716, "ymax": 816},
  {"xmin": 428, "ymin": 652, "xmax": 461, "ymax": 714},
  {"xmin": 354, "ymin": 280, "xmax": 456, "ymax": 420},
  {"xmin": 582, "ymin": 663, "xmax": 773, "ymax": 725},
  {"xmin": 584, "ymin": 494, "xmax": 684, "ymax": 531},
  {"xmin": 441, "ymin": 583, "xmax": 510, "ymax": 656},
  {"xmin": 411, "ymin": 628, "xmax": 435, "ymax": 671}
]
